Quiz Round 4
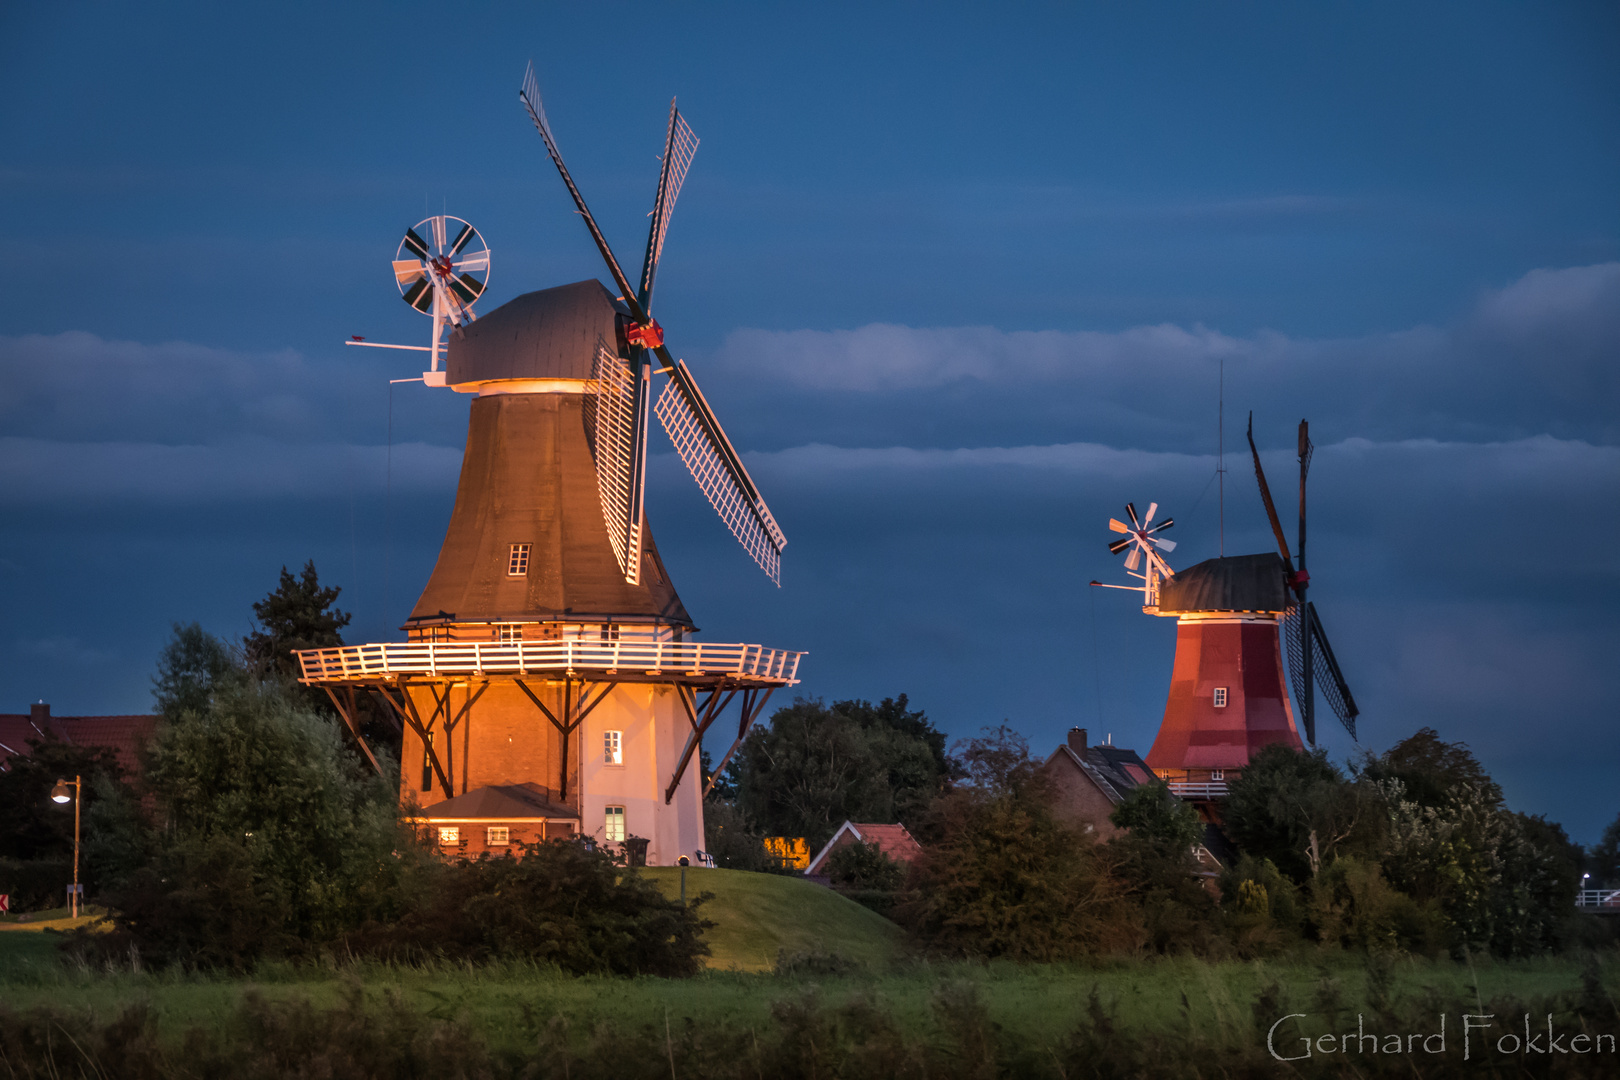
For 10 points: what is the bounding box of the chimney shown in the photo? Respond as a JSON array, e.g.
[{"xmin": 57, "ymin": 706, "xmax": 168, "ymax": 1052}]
[
  {"xmin": 1067, "ymin": 727, "xmax": 1087, "ymax": 754},
  {"xmin": 29, "ymin": 701, "xmax": 50, "ymax": 730}
]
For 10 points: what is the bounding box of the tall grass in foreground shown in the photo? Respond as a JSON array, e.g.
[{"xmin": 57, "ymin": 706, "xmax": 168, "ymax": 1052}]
[{"xmin": 2, "ymin": 950, "xmax": 1617, "ymax": 1078}]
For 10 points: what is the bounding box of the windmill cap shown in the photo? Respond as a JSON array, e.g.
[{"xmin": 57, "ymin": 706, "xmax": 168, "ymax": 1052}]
[
  {"xmin": 446, "ymin": 279, "xmax": 631, "ymax": 391},
  {"xmin": 1157, "ymin": 553, "xmax": 1291, "ymax": 613}
]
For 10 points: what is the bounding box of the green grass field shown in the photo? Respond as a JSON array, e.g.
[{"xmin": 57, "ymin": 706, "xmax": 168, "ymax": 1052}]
[{"xmin": 640, "ymin": 866, "xmax": 905, "ymax": 971}]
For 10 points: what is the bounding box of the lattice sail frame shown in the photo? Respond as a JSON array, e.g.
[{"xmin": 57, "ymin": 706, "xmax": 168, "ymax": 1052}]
[
  {"xmin": 1282, "ymin": 601, "xmax": 1358, "ymax": 742},
  {"xmin": 587, "ymin": 345, "xmax": 642, "ymax": 583},
  {"xmin": 655, "ymin": 366, "xmax": 786, "ymax": 585},
  {"xmin": 640, "ymin": 106, "xmax": 699, "ymax": 303}
]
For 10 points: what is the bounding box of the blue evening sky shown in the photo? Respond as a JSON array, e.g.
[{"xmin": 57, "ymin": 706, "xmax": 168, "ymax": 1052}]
[{"xmin": 2, "ymin": 2, "xmax": 1617, "ymax": 838}]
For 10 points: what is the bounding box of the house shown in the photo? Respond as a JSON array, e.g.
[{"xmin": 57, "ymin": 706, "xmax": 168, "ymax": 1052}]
[
  {"xmin": 0, "ymin": 702, "xmax": 158, "ymax": 778},
  {"xmin": 804, "ymin": 821, "xmax": 924, "ymax": 878},
  {"xmin": 406, "ymin": 782, "xmax": 579, "ymax": 858},
  {"xmin": 1040, "ymin": 726, "xmax": 1231, "ymax": 880}
]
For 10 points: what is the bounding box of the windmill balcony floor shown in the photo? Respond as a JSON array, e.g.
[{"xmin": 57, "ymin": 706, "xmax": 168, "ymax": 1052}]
[{"xmin": 297, "ymin": 639, "xmax": 804, "ymax": 687}]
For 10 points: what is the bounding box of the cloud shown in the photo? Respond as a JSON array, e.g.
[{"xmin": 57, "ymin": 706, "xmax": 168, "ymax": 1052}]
[
  {"xmin": 704, "ymin": 261, "xmax": 1620, "ymax": 450},
  {"xmin": 0, "ymin": 437, "xmax": 461, "ymax": 505}
]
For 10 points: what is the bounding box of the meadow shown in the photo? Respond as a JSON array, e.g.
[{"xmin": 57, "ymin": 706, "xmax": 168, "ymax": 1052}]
[{"xmin": 3, "ymin": 882, "xmax": 1617, "ymax": 1078}]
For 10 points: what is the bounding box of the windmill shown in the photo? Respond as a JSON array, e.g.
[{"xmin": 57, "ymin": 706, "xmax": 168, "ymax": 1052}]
[
  {"xmin": 520, "ymin": 65, "xmax": 786, "ymax": 586},
  {"xmin": 1244, "ymin": 414, "xmax": 1359, "ymax": 744},
  {"xmin": 349, "ymin": 215, "xmax": 491, "ymax": 380},
  {"xmin": 293, "ymin": 68, "xmax": 804, "ymax": 870},
  {"xmin": 1092, "ymin": 501, "xmax": 1177, "ymax": 608}
]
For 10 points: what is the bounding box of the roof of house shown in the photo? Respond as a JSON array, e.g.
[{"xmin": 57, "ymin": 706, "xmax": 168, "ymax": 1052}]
[
  {"xmin": 1044, "ymin": 742, "xmax": 1157, "ymax": 806},
  {"xmin": 410, "ymin": 782, "xmax": 579, "ymax": 821},
  {"xmin": 804, "ymin": 820, "xmax": 924, "ymax": 876},
  {"xmin": 0, "ymin": 711, "xmax": 159, "ymax": 776}
]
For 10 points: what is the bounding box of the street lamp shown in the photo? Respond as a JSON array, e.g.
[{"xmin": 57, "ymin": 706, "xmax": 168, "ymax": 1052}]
[{"xmin": 49, "ymin": 776, "xmax": 81, "ymax": 919}]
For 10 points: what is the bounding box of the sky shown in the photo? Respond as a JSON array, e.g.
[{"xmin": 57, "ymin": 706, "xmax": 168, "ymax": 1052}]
[{"xmin": 2, "ymin": 2, "xmax": 1617, "ymax": 840}]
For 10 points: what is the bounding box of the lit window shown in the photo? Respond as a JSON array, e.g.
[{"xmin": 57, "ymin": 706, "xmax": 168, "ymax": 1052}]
[
  {"xmin": 438, "ymin": 826, "xmax": 460, "ymax": 846},
  {"xmin": 604, "ymin": 730, "xmax": 623, "ymax": 765},
  {"xmin": 605, "ymin": 806, "xmax": 626, "ymax": 842},
  {"xmin": 600, "ymin": 622, "xmax": 620, "ymax": 643},
  {"xmin": 421, "ymin": 732, "xmax": 434, "ymax": 792},
  {"xmin": 508, "ymin": 543, "xmax": 531, "ymax": 576},
  {"xmin": 1213, "ymin": 687, "xmax": 1228, "ymax": 708},
  {"xmin": 496, "ymin": 623, "xmax": 521, "ymax": 644},
  {"xmin": 486, "ymin": 826, "xmax": 509, "ymax": 846}
]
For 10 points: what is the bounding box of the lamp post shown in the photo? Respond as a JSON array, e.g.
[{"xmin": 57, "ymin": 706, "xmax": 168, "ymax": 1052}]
[{"xmin": 50, "ymin": 776, "xmax": 81, "ymax": 919}]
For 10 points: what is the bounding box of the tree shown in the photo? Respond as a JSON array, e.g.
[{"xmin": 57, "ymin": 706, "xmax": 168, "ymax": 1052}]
[
  {"xmin": 730, "ymin": 695, "xmax": 953, "ymax": 849},
  {"xmin": 1109, "ymin": 783, "xmax": 1204, "ymax": 851},
  {"xmin": 1590, "ymin": 811, "xmax": 1620, "ymax": 887},
  {"xmin": 1222, "ymin": 743, "xmax": 1377, "ymax": 882},
  {"xmin": 243, "ymin": 560, "xmax": 351, "ymax": 679},
  {"xmin": 0, "ymin": 737, "xmax": 129, "ymax": 910},
  {"xmin": 1358, "ymin": 727, "xmax": 1503, "ymax": 811},
  {"xmin": 153, "ymin": 621, "xmax": 242, "ymax": 718},
  {"xmin": 823, "ymin": 840, "xmax": 905, "ymax": 891}
]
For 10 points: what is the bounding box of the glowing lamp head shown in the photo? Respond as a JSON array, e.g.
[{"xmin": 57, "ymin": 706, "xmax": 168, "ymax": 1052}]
[{"xmin": 50, "ymin": 779, "xmax": 72, "ymax": 804}]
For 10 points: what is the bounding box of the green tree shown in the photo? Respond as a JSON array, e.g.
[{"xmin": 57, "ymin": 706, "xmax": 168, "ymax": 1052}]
[
  {"xmin": 0, "ymin": 737, "xmax": 129, "ymax": 910},
  {"xmin": 243, "ymin": 560, "xmax": 351, "ymax": 679},
  {"xmin": 1223, "ymin": 743, "xmax": 1378, "ymax": 882},
  {"xmin": 1590, "ymin": 811, "xmax": 1620, "ymax": 887},
  {"xmin": 730, "ymin": 695, "xmax": 952, "ymax": 849},
  {"xmin": 1357, "ymin": 726, "xmax": 1503, "ymax": 810},
  {"xmin": 1109, "ymin": 783, "xmax": 1204, "ymax": 850},
  {"xmin": 153, "ymin": 620, "xmax": 242, "ymax": 717},
  {"xmin": 823, "ymin": 839, "xmax": 905, "ymax": 891}
]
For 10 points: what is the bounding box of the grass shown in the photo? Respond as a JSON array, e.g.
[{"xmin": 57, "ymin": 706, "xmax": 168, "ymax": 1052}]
[{"xmin": 639, "ymin": 866, "xmax": 906, "ymax": 971}]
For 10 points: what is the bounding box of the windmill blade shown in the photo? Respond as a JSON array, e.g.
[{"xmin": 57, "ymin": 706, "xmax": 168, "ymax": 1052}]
[
  {"xmin": 519, "ymin": 63, "xmax": 641, "ymax": 313},
  {"xmin": 638, "ymin": 100, "xmax": 699, "ymax": 313},
  {"xmin": 453, "ymin": 250, "xmax": 490, "ymax": 274},
  {"xmin": 587, "ymin": 345, "xmax": 643, "ymax": 583},
  {"xmin": 1125, "ymin": 502, "xmax": 1141, "ymax": 529},
  {"xmin": 1124, "ymin": 544, "xmax": 1142, "ymax": 571},
  {"xmin": 1144, "ymin": 502, "xmax": 1158, "ymax": 525},
  {"xmin": 1108, "ymin": 536, "xmax": 1134, "ymax": 554},
  {"xmin": 447, "ymin": 270, "xmax": 486, "ymax": 306},
  {"xmin": 402, "ymin": 277, "xmax": 433, "ymax": 313},
  {"xmin": 1151, "ymin": 537, "xmax": 1177, "ymax": 552},
  {"xmin": 654, "ymin": 359, "xmax": 786, "ymax": 584},
  {"xmin": 1148, "ymin": 518, "xmax": 1173, "ymax": 534},
  {"xmin": 448, "ymin": 221, "xmax": 477, "ymax": 258},
  {"xmin": 1307, "ymin": 602, "xmax": 1359, "ymax": 740},
  {"xmin": 402, "ymin": 228, "xmax": 431, "ymax": 261},
  {"xmin": 393, "ymin": 259, "xmax": 425, "ymax": 286},
  {"xmin": 1246, "ymin": 413, "xmax": 1295, "ymax": 569},
  {"xmin": 1108, "ymin": 518, "xmax": 1129, "ymax": 534}
]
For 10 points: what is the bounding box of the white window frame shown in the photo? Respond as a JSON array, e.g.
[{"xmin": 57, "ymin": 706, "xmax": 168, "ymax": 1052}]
[
  {"xmin": 1213, "ymin": 687, "xmax": 1228, "ymax": 708},
  {"xmin": 1210, "ymin": 770, "xmax": 1225, "ymax": 781},
  {"xmin": 486, "ymin": 826, "xmax": 510, "ymax": 846},
  {"xmin": 600, "ymin": 622, "xmax": 620, "ymax": 643},
  {"xmin": 605, "ymin": 805, "xmax": 626, "ymax": 843},
  {"xmin": 496, "ymin": 623, "xmax": 521, "ymax": 644},
  {"xmin": 438, "ymin": 826, "xmax": 460, "ymax": 847},
  {"xmin": 604, "ymin": 729, "xmax": 623, "ymax": 766},
  {"xmin": 508, "ymin": 543, "xmax": 531, "ymax": 576}
]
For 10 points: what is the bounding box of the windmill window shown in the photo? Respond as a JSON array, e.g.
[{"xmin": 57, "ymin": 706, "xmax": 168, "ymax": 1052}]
[
  {"xmin": 438, "ymin": 826, "xmax": 460, "ymax": 847},
  {"xmin": 1210, "ymin": 770, "xmax": 1225, "ymax": 781},
  {"xmin": 486, "ymin": 826, "xmax": 509, "ymax": 846},
  {"xmin": 604, "ymin": 730, "xmax": 623, "ymax": 766},
  {"xmin": 1213, "ymin": 687, "xmax": 1228, "ymax": 708},
  {"xmin": 601, "ymin": 623, "xmax": 620, "ymax": 643},
  {"xmin": 605, "ymin": 806, "xmax": 626, "ymax": 843},
  {"xmin": 496, "ymin": 623, "xmax": 521, "ymax": 644},
  {"xmin": 508, "ymin": 543, "xmax": 531, "ymax": 576}
]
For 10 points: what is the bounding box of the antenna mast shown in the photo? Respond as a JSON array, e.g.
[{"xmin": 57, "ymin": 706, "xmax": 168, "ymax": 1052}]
[{"xmin": 1218, "ymin": 357, "xmax": 1226, "ymax": 557}]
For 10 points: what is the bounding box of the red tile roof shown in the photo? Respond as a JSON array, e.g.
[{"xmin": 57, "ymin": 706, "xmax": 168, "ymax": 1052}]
[
  {"xmin": 804, "ymin": 820, "xmax": 924, "ymax": 876},
  {"xmin": 0, "ymin": 712, "xmax": 159, "ymax": 776}
]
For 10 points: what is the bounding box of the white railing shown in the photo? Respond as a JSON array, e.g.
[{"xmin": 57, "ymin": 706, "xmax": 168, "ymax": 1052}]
[
  {"xmin": 1577, "ymin": 889, "xmax": 1620, "ymax": 910},
  {"xmin": 1165, "ymin": 781, "xmax": 1229, "ymax": 799},
  {"xmin": 296, "ymin": 639, "xmax": 804, "ymax": 685}
]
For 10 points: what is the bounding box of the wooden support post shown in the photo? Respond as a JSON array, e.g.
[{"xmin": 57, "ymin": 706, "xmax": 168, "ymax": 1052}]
[
  {"xmin": 666, "ymin": 684, "xmax": 738, "ymax": 804},
  {"xmin": 703, "ymin": 688, "xmax": 776, "ymax": 799},
  {"xmin": 322, "ymin": 686, "xmax": 382, "ymax": 774},
  {"xmin": 515, "ymin": 678, "xmax": 616, "ymax": 803},
  {"xmin": 379, "ymin": 683, "xmax": 452, "ymax": 797}
]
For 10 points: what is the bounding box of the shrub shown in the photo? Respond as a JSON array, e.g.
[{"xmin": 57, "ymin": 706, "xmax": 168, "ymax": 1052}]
[{"xmin": 824, "ymin": 840, "xmax": 905, "ymax": 891}]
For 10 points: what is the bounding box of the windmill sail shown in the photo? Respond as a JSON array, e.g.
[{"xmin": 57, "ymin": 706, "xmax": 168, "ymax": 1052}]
[
  {"xmin": 588, "ymin": 345, "xmax": 643, "ymax": 583},
  {"xmin": 639, "ymin": 101, "xmax": 699, "ymax": 311},
  {"xmin": 1283, "ymin": 601, "xmax": 1359, "ymax": 741},
  {"xmin": 655, "ymin": 360, "xmax": 786, "ymax": 584}
]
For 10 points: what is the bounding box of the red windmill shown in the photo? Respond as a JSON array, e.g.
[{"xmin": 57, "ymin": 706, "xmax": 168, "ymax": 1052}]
[{"xmin": 1093, "ymin": 416, "xmax": 1359, "ymax": 809}]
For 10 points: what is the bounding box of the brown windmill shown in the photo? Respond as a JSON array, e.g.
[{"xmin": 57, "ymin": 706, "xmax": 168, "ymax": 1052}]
[{"xmin": 296, "ymin": 68, "xmax": 803, "ymax": 866}]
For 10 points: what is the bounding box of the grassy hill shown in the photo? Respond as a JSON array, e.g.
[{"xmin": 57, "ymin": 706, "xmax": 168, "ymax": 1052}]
[{"xmin": 640, "ymin": 866, "xmax": 906, "ymax": 971}]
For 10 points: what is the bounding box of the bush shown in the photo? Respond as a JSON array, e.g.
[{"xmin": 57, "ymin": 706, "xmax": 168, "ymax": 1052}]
[
  {"xmin": 0, "ymin": 857, "xmax": 72, "ymax": 914},
  {"xmin": 346, "ymin": 839, "xmax": 712, "ymax": 976},
  {"xmin": 824, "ymin": 840, "xmax": 905, "ymax": 891}
]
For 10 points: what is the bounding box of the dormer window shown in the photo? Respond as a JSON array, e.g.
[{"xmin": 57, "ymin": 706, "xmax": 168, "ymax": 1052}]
[
  {"xmin": 508, "ymin": 543, "xmax": 531, "ymax": 576},
  {"xmin": 1213, "ymin": 687, "xmax": 1228, "ymax": 708}
]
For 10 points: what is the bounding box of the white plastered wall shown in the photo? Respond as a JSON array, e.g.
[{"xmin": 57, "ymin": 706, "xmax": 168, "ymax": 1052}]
[{"xmin": 579, "ymin": 683, "xmax": 707, "ymax": 865}]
